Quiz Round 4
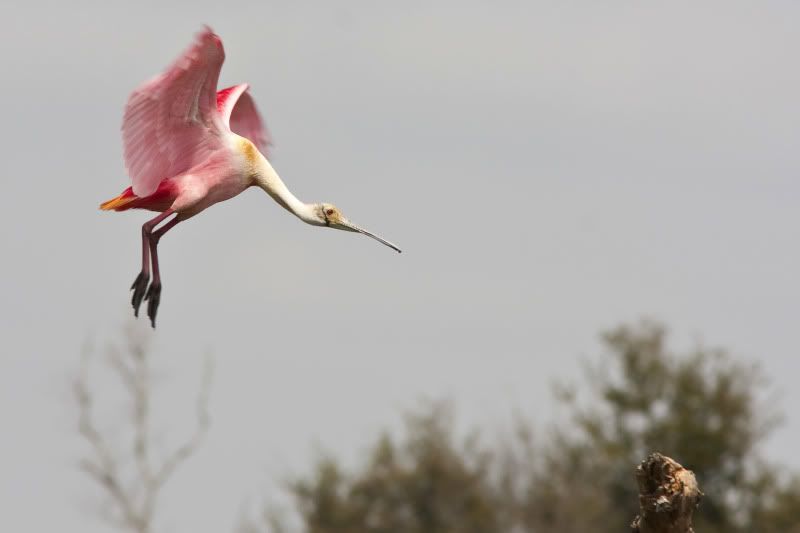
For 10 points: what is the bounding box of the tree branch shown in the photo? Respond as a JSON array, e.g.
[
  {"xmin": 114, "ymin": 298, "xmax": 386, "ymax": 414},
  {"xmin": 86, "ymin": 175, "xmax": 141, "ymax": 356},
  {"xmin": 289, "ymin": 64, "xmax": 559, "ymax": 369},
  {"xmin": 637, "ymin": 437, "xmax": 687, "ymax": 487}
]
[
  {"xmin": 76, "ymin": 352, "xmax": 143, "ymax": 531},
  {"xmin": 144, "ymin": 354, "xmax": 213, "ymax": 519},
  {"xmin": 76, "ymin": 332, "xmax": 213, "ymax": 533}
]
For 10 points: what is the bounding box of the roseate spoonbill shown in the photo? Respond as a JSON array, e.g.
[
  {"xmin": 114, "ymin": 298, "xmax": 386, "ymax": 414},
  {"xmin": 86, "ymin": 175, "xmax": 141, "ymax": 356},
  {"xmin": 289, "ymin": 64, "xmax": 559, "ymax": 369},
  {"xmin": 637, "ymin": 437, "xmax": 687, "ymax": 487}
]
[{"xmin": 101, "ymin": 27, "xmax": 401, "ymax": 328}]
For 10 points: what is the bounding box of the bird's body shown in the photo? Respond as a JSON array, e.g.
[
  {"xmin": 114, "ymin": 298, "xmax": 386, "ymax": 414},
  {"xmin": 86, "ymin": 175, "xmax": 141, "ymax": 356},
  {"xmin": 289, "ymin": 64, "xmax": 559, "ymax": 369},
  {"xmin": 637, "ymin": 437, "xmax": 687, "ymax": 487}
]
[
  {"xmin": 103, "ymin": 135, "xmax": 262, "ymax": 217},
  {"xmin": 102, "ymin": 27, "xmax": 399, "ymax": 327}
]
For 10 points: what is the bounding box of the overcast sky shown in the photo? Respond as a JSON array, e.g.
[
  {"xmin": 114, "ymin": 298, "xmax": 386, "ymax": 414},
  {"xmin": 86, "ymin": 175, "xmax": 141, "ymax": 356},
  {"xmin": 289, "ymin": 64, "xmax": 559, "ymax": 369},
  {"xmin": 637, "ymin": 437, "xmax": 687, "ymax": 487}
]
[{"xmin": 2, "ymin": 1, "xmax": 799, "ymax": 532}]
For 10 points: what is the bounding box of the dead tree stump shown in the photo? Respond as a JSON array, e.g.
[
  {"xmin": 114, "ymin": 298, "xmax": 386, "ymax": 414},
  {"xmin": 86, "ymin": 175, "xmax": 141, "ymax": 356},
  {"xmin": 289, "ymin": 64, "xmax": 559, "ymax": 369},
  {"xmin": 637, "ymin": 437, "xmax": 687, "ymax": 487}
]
[{"xmin": 631, "ymin": 453, "xmax": 703, "ymax": 533}]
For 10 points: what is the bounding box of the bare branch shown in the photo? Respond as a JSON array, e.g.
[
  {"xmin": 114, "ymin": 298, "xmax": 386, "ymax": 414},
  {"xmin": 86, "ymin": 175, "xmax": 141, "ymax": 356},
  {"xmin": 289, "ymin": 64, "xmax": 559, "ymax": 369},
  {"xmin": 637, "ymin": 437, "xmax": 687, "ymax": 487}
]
[
  {"xmin": 76, "ymin": 350, "xmax": 142, "ymax": 531},
  {"xmin": 131, "ymin": 344, "xmax": 154, "ymax": 491},
  {"xmin": 108, "ymin": 347, "xmax": 137, "ymax": 395},
  {"xmin": 76, "ymin": 333, "xmax": 213, "ymax": 533},
  {"xmin": 144, "ymin": 354, "xmax": 213, "ymax": 519}
]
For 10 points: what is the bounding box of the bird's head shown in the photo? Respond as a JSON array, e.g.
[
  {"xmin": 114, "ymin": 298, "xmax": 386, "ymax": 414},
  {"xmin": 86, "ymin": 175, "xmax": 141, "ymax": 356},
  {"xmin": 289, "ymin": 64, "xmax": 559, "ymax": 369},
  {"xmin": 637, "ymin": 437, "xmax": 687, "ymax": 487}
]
[{"xmin": 314, "ymin": 203, "xmax": 401, "ymax": 253}]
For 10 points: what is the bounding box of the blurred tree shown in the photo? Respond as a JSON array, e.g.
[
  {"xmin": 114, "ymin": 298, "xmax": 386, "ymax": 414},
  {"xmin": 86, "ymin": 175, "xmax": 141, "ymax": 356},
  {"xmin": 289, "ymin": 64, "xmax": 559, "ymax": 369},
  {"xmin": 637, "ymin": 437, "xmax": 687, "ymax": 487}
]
[
  {"xmin": 259, "ymin": 321, "xmax": 800, "ymax": 533},
  {"xmin": 290, "ymin": 403, "xmax": 502, "ymax": 533},
  {"xmin": 512, "ymin": 320, "xmax": 800, "ymax": 533},
  {"xmin": 76, "ymin": 328, "xmax": 212, "ymax": 533}
]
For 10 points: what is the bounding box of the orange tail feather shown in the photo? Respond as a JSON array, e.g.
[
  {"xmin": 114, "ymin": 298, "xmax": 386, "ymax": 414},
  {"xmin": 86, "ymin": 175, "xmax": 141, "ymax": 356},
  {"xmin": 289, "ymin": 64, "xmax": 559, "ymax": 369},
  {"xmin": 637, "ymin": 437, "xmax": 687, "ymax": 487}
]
[{"xmin": 100, "ymin": 187, "xmax": 137, "ymax": 211}]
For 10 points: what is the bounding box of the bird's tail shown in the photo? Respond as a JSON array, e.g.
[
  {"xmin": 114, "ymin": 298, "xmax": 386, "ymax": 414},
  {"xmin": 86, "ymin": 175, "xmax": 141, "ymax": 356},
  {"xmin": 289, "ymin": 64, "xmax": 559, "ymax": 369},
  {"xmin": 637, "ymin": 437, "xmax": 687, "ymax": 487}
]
[{"xmin": 100, "ymin": 187, "xmax": 137, "ymax": 211}]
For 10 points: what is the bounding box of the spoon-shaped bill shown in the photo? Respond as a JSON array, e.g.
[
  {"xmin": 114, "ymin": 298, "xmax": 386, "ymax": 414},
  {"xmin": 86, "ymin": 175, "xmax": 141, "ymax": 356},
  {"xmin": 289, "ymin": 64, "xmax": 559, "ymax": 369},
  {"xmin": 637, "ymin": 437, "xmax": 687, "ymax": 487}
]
[{"xmin": 340, "ymin": 220, "xmax": 402, "ymax": 253}]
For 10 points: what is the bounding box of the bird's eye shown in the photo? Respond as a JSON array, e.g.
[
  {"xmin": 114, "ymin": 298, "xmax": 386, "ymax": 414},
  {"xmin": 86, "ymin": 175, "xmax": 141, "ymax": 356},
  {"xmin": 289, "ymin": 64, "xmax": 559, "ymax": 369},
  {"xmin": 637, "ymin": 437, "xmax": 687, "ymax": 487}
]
[{"xmin": 326, "ymin": 209, "xmax": 334, "ymax": 216}]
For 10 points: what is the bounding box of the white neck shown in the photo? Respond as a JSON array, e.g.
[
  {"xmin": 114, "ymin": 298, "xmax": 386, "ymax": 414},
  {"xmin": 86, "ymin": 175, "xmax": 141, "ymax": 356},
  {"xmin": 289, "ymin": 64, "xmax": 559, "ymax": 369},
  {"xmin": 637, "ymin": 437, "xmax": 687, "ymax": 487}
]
[{"xmin": 252, "ymin": 154, "xmax": 319, "ymax": 225}]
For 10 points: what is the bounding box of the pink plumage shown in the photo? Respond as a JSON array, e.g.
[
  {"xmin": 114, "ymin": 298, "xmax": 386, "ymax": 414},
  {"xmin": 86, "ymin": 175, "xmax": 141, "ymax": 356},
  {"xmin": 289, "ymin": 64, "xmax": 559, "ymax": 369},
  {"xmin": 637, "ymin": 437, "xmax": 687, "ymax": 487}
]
[
  {"xmin": 217, "ymin": 83, "xmax": 272, "ymax": 156},
  {"xmin": 102, "ymin": 26, "xmax": 273, "ymax": 326},
  {"xmin": 101, "ymin": 26, "xmax": 400, "ymax": 328},
  {"xmin": 122, "ymin": 27, "xmax": 225, "ymax": 197}
]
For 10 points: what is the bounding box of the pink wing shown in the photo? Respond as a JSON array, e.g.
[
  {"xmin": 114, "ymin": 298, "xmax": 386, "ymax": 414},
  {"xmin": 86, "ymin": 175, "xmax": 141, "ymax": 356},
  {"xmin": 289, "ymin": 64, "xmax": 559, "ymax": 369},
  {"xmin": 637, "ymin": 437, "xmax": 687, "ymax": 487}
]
[
  {"xmin": 122, "ymin": 27, "xmax": 226, "ymax": 197},
  {"xmin": 217, "ymin": 84, "xmax": 272, "ymax": 157}
]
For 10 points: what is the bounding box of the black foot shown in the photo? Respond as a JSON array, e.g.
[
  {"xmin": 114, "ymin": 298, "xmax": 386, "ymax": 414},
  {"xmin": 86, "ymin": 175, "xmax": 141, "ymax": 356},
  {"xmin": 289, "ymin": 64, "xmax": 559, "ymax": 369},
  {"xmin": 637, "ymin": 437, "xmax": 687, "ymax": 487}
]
[
  {"xmin": 130, "ymin": 271, "xmax": 150, "ymax": 318},
  {"xmin": 144, "ymin": 282, "xmax": 162, "ymax": 328}
]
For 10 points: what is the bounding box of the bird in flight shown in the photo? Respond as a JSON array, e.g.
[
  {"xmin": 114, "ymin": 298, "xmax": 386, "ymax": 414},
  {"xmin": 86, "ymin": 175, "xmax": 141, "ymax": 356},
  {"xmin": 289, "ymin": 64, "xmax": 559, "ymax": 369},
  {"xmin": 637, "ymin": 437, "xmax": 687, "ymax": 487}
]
[{"xmin": 101, "ymin": 27, "xmax": 401, "ymax": 328}]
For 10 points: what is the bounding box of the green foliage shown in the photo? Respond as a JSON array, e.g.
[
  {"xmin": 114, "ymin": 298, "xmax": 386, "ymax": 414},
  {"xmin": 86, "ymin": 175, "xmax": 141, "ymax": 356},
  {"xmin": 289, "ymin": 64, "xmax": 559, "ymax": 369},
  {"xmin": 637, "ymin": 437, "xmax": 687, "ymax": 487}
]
[
  {"xmin": 271, "ymin": 321, "xmax": 800, "ymax": 533},
  {"xmin": 540, "ymin": 321, "xmax": 792, "ymax": 532},
  {"xmin": 290, "ymin": 404, "xmax": 502, "ymax": 533}
]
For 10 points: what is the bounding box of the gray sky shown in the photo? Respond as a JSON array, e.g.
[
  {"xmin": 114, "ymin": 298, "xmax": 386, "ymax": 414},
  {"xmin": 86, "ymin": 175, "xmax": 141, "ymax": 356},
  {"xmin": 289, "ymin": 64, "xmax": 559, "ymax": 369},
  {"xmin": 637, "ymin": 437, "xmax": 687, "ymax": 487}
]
[{"xmin": 1, "ymin": 1, "xmax": 799, "ymax": 531}]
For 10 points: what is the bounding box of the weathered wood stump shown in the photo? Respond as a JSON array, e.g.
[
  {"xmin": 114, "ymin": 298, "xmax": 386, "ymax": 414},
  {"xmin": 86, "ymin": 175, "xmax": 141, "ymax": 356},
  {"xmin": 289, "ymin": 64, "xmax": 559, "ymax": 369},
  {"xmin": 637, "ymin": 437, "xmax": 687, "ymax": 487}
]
[{"xmin": 631, "ymin": 453, "xmax": 703, "ymax": 533}]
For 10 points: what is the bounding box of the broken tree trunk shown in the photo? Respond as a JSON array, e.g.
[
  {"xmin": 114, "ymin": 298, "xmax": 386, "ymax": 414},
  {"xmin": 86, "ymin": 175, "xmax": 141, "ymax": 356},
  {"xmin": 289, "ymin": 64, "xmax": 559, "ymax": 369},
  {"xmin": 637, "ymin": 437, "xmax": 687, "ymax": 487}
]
[{"xmin": 631, "ymin": 453, "xmax": 703, "ymax": 533}]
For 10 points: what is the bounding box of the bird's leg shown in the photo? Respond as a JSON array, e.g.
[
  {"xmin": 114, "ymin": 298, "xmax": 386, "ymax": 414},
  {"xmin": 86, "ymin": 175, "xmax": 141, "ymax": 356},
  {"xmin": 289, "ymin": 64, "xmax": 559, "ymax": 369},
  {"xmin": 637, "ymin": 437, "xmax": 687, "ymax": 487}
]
[
  {"xmin": 144, "ymin": 214, "xmax": 180, "ymax": 328},
  {"xmin": 131, "ymin": 210, "xmax": 174, "ymax": 319},
  {"xmin": 130, "ymin": 228, "xmax": 152, "ymax": 316}
]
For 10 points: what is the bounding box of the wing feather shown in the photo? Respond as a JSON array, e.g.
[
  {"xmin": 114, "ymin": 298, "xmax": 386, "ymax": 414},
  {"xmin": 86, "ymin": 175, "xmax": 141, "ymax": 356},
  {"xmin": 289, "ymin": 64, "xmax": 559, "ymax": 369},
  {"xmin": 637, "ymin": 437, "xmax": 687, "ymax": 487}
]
[
  {"xmin": 122, "ymin": 27, "xmax": 226, "ymax": 196},
  {"xmin": 217, "ymin": 84, "xmax": 272, "ymax": 157}
]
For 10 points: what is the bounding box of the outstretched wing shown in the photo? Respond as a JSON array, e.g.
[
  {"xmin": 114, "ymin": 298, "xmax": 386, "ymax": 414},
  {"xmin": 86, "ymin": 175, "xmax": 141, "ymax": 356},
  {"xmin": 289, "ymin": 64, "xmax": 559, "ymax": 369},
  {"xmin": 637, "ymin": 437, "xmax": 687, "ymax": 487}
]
[
  {"xmin": 122, "ymin": 27, "xmax": 226, "ymax": 197},
  {"xmin": 217, "ymin": 84, "xmax": 272, "ymax": 157}
]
